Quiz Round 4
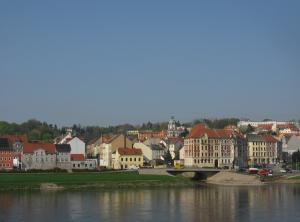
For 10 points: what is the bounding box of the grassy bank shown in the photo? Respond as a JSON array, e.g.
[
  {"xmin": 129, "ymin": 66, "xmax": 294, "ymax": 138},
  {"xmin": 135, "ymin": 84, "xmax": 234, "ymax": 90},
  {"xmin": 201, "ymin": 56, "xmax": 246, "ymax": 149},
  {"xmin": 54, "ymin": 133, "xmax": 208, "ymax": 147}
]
[{"xmin": 0, "ymin": 171, "xmax": 195, "ymax": 190}]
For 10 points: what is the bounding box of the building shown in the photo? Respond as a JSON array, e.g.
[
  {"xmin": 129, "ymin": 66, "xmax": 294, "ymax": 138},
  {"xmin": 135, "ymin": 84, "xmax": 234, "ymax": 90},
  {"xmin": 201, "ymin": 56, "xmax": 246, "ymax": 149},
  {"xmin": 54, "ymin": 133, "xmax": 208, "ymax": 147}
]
[
  {"xmin": 22, "ymin": 142, "xmax": 56, "ymax": 170},
  {"xmin": 281, "ymin": 135, "xmax": 300, "ymax": 162},
  {"xmin": 167, "ymin": 116, "xmax": 184, "ymax": 138},
  {"xmin": 247, "ymin": 134, "xmax": 281, "ymax": 166},
  {"xmin": 97, "ymin": 134, "xmax": 133, "ymax": 168},
  {"xmin": 71, "ymin": 154, "xmax": 97, "ymax": 169},
  {"xmin": 167, "ymin": 138, "xmax": 184, "ymax": 160},
  {"xmin": 0, "ymin": 135, "xmax": 27, "ymax": 169},
  {"xmin": 112, "ymin": 148, "xmax": 143, "ymax": 169},
  {"xmin": 55, "ymin": 144, "xmax": 71, "ymax": 170},
  {"xmin": 0, "ymin": 138, "xmax": 14, "ymax": 170},
  {"xmin": 183, "ymin": 124, "xmax": 247, "ymax": 169},
  {"xmin": 138, "ymin": 130, "xmax": 167, "ymax": 141},
  {"xmin": 133, "ymin": 139, "xmax": 165, "ymax": 165}
]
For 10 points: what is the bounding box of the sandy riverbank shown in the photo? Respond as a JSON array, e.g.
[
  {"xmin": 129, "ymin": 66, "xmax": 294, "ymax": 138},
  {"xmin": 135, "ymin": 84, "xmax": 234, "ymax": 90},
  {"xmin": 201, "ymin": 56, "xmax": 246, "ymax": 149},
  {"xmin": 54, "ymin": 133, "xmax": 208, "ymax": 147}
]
[{"xmin": 206, "ymin": 172, "xmax": 265, "ymax": 186}]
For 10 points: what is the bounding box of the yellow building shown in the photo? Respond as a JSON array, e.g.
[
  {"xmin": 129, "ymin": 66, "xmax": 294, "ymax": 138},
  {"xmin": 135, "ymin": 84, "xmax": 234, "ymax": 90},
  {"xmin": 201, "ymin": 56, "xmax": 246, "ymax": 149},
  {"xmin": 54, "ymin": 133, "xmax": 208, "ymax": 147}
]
[
  {"xmin": 247, "ymin": 134, "xmax": 280, "ymax": 166},
  {"xmin": 113, "ymin": 148, "xmax": 143, "ymax": 169}
]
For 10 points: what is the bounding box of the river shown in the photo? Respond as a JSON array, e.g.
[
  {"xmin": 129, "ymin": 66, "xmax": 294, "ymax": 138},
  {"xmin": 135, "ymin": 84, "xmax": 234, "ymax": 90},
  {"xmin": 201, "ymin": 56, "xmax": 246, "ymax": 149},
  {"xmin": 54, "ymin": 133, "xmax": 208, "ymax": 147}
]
[{"xmin": 1, "ymin": 184, "xmax": 300, "ymax": 222}]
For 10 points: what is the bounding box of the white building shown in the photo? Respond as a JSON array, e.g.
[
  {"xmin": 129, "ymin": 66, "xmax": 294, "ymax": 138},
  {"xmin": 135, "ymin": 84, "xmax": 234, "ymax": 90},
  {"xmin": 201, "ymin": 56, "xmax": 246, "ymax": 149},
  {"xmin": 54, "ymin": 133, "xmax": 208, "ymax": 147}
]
[{"xmin": 67, "ymin": 137, "xmax": 86, "ymax": 156}]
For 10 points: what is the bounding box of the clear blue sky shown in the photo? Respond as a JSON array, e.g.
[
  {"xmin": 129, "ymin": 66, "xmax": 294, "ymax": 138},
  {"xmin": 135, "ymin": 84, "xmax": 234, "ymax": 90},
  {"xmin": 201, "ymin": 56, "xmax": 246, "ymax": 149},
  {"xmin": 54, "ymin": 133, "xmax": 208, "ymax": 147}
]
[{"xmin": 1, "ymin": 0, "xmax": 299, "ymax": 126}]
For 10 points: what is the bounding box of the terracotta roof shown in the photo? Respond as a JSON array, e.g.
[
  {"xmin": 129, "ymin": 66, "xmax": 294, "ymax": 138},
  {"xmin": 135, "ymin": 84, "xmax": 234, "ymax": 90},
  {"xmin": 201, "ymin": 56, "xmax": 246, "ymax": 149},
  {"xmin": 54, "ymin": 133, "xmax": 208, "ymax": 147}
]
[
  {"xmin": 277, "ymin": 124, "xmax": 298, "ymax": 131},
  {"xmin": 23, "ymin": 142, "xmax": 55, "ymax": 154},
  {"xmin": 247, "ymin": 134, "xmax": 278, "ymax": 143},
  {"xmin": 117, "ymin": 148, "xmax": 142, "ymax": 156},
  {"xmin": 168, "ymin": 137, "xmax": 184, "ymax": 144},
  {"xmin": 256, "ymin": 124, "xmax": 273, "ymax": 130},
  {"xmin": 188, "ymin": 124, "xmax": 233, "ymax": 139},
  {"xmin": 71, "ymin": 154, "xmax": 85, "ymax": 161},
  {"xmin": 1, "ymin": 135, "xmax": 27, "ymax": 143}
]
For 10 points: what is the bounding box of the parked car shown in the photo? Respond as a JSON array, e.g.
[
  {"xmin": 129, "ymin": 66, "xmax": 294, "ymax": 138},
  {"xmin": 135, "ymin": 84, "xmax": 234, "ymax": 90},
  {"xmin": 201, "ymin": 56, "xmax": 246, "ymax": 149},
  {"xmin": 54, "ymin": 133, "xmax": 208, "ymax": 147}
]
[
  {"xmin": 257, "ymin": 169, "xmax": 269, "ymax": 176},
  {"xmin": 128, "ymin": 165, "xmax": 139, "ymax": 170}
]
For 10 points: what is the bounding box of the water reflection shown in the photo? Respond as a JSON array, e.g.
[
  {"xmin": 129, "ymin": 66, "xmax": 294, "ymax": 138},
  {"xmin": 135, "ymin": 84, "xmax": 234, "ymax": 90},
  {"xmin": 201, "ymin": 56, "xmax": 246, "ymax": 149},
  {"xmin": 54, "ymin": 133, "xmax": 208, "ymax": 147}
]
[{"xmin": 1, "ymin": 185, "xmax": 300, "ymax": 222}]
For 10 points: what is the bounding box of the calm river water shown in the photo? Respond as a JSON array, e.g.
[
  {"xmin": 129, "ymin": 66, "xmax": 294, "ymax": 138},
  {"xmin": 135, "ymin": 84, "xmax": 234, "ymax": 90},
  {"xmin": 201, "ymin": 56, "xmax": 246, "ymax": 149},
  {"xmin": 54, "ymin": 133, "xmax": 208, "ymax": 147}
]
[{"xmin": 1, "ymin": 184, "xmax": 300, "ymax": 222}]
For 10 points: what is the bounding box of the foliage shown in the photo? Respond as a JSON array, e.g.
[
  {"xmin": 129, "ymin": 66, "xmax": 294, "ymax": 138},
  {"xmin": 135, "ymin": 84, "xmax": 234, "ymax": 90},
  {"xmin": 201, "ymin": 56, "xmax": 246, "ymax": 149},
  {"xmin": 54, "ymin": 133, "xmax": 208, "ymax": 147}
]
[
  {"xmin": 192, "ymin": 118, "xmax": 240, "ymax": 129},
  {"xmin": 163, "ymin": 149, "xmax": 173, "ymax": 166}
]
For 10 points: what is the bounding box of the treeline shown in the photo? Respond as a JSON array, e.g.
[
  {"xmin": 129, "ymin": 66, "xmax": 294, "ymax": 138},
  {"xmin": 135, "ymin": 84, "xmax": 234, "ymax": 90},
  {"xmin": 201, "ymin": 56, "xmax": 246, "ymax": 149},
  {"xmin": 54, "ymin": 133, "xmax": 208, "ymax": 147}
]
[
  {"xmin": 0, "ymin": 118, "xmax": 241, "ymax": 143},
  {"xmin": 0, "ymin": 119, "xmax": 170, "ymax": 143},
  {"xmin": 192, "ymin": 118, "xmax": 240, "ymax": 129},
  {"xmin": 0, "ymin": 119, "xmax": 61, "ymax": 142}
]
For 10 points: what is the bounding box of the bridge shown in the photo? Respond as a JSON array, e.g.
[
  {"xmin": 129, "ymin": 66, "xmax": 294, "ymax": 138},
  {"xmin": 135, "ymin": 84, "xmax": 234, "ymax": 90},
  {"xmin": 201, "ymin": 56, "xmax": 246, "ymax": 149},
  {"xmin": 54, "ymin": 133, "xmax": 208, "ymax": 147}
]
[
  {"xmin": 166, "ymin": 168, "xmax": 221, "ymax": 179},
  {"xmin": 138, "ymin": 168, "xmax": 221, "ymax": 180}
]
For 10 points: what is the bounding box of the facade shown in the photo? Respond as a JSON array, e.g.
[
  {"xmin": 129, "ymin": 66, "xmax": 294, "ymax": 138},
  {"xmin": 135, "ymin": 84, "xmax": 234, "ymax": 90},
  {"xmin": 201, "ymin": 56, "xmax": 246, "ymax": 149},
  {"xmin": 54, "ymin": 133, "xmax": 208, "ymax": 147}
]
[
  {"xmin": 113, "ymin": 148, "xmax": 143, "ymax": 169},
  {"xmin": 0, "ymin": 138, "xmax": 14, "ymax": 170},
  {"xmin": 281, "ymin": 135, "xmax": 300, "ymax": 162},
  {"xmin": 22, "ymin": 142, "xmax": 56, "ymax": 170},
  {"xmin": 67, "ymin": 137, "xmax": 86, "ymax": 156},
  {"xmin": 167, "ymin": 138, "xmax": 184, "ymax": 160},
  {"xmin": 183, "ymin": 124, "xmax": 247, "ymax": 169},
  {"xmin": 138, "ymin": 130, "xmax": 167, "ymax": 141},
  {"xmin": 0, "ymin": 135, "xmax": 27, "ymax": 169},
  {"xmin": 97, "ymin": 134, "xmax": 133, "ymax": 168},
  {"xmin": 167, "ymin": 116, "xmax": 184, "ymax": 138},
  {"xmin": 247, "ymin": 134, "xmax": 281, "ymax": 166},
  {"xmin": 133, "ymin": 141, "xmax": 165, "ymax": 165},
  {"xmin": 55, "ymin": 144, "xmax": 71, "ymax": 169}
]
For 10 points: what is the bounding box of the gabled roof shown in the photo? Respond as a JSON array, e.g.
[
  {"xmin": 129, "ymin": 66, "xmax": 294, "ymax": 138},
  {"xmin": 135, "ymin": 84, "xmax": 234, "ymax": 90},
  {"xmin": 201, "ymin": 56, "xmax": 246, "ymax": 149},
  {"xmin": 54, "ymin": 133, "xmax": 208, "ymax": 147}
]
[
  {"xmin": 71, "ymin": 154, "xmax": 85, "ymax": 161},
  {"xmin": 117, "ymin": 148, "xmax": 142, "ymax": 156},
  {"xmin": 55, "ymin": 144, "xmax": 71, "ymax": 153},
  {"xmin": 0, "ymin": 138, "xmax": 12, "ymax": 151},
  {"xmin": 23, "ymin": 142, "xmax": 56, "ymax": 154},
  {"xmin": 247, "ymin": 134, "xmax": 278, "ymax": 143},
  {"xmin": 188, "ymin": 124, "xmax": 233, "ymax": 139}
]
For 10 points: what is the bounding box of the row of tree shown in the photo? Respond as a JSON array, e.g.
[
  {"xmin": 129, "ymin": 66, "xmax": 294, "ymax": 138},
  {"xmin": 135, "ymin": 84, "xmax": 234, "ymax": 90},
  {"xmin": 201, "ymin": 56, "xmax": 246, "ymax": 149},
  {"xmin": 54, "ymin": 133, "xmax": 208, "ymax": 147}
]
[{"xmin": 0, "ymin": 118, "xmax": 244, "ymax": 142}]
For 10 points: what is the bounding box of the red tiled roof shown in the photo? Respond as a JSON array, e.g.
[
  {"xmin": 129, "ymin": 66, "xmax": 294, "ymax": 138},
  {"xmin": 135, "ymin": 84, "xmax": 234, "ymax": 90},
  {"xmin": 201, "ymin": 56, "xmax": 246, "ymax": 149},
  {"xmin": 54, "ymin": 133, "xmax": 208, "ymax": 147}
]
[
  {"xmin": 71, "ymin": 154, "xmax": 85, "ymax": 161},
  {"xmin": 277, "ymin": 124, "xmax": 298, "ymax": 131},
  {"xmin": 188, "ymin": 124, "xmax": 233, "ymax": 139},
  {"xmin": 1, "ymin": 135, "xmax": 28, "ymax": 143},
  {"xmin": 23, "ymin": 142, "xmax": 55, "ymax": 154},
  {"xmin": 256, "ymin": 124, "xmax": 273, "ymax": 130},
  {"xmin": 118, "ymin": 148, "xmax": 142, "ymax": 156}
]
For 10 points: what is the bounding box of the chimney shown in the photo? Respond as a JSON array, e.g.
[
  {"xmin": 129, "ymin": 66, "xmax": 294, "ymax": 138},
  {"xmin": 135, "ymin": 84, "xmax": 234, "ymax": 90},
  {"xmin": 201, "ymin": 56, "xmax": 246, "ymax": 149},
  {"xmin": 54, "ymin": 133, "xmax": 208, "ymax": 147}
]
[{"xmin": 124, "ymin": 133, "xmax": 127, "ymax": 149}]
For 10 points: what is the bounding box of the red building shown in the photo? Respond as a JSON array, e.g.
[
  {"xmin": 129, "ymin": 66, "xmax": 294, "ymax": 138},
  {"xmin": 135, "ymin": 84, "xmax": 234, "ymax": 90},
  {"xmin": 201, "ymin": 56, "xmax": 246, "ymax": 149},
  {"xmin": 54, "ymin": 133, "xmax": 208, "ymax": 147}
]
[
  {"xmin": 0, "ymin": 138, "xmax": 14, "ymax": 170},
  {"xmin": 138, "ymin": 130, "xmax": 167, "ymax": 141}
]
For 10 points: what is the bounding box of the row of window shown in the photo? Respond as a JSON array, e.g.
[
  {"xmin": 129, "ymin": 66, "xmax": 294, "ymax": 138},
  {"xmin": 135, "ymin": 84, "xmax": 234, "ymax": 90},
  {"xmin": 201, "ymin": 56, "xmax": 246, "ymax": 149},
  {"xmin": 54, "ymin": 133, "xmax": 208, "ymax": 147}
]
[
  {"xmin": 193, "ymin": 159, "xmax": 232, "ymax": 164},
  {"xmin": 121, "ymin": 157, "xmax": 141, "ymax": 162},
  {"xmin": 253, "ymin": 147, "xmax": 274, "ymax": 151},
  {"xmin": 252, "ymin": 152, "xmax": 275, "ymax": 157},
  {"xmin": 0, "ymin": 163, "xmax": 11, "ymax": 167},
  {"xmin": 0, "ymin": 157, "xmax": 12, "ymax": 161},
  {"xmin": 73, "ymin": 163, "xmax": 93, "ymax": 168}
]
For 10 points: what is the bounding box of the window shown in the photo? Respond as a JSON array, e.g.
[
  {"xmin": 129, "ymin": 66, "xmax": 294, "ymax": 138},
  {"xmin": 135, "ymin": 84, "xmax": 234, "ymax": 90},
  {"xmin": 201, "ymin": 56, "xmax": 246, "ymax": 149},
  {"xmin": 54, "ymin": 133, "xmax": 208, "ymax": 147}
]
[
  {"xmin": 73, "ymin": 164, "xmax": 75, "ymax": 167},
  {"xmin": 130, "ymin": 158, "xmax": 132, "ymax": 161}
]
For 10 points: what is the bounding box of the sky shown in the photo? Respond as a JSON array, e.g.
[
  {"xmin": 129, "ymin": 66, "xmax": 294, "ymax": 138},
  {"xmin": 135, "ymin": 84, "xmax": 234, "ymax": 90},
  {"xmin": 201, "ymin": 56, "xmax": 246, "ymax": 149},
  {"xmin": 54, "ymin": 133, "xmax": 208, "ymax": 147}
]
[{"xmin": 0, "ymin": 0, "xmax": 299, "ymax": 126}]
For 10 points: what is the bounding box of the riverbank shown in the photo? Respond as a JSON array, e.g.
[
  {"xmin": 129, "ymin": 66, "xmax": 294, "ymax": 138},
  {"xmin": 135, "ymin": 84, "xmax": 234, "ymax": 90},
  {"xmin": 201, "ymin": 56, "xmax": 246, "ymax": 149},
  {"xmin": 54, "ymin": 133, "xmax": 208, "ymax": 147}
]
[
  {"xmin": 0, "ymin": 171, "xmax": 196, "ymax": 191},
  {"xmin": 206, "ymin": 172, "xmax": 265, "ymax": 186}
]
